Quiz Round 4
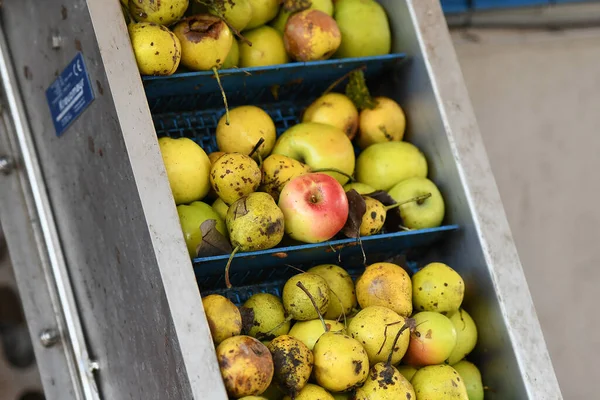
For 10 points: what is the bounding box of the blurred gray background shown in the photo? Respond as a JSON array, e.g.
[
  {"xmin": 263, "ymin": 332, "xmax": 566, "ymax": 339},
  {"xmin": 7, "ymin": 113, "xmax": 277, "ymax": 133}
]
[{"xmin": 451, "ymin": 22, "xmax": 600, "ymax": 399}]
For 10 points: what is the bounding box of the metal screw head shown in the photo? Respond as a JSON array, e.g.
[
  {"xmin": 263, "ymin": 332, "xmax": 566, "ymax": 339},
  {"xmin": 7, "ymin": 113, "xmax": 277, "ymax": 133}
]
[
  {"xmin": 0, "ymin": 156, "xmax": 13, "ymax": 175},
  {"xmin": 39, "ymin": 328, "xmax": 60, "ymax": 348}
]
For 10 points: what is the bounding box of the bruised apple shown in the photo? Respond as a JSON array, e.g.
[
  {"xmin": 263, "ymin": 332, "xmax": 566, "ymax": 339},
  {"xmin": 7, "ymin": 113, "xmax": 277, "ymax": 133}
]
[{"xmin": 283, "ymin": 9, "xmax": 341, "ymax": 62}]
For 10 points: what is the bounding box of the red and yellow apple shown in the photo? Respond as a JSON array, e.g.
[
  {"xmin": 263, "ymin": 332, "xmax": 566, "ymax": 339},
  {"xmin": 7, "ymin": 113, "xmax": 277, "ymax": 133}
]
[
  {"xmin": 278, "ymin": 172, "xmax": 349, "ymax": 243},
  {"xmin": 403, "ymin": 311, "xmax": 457, "ymax": 367}
]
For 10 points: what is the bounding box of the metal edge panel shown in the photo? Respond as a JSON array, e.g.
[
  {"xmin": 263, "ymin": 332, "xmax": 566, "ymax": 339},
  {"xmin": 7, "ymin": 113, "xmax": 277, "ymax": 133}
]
[
  {"xmin": 0, "ymin": 16, "xmax": 98, "ymax": 400},
  {"xmin": 84, "ymin": 0, "xmax": 227, "ymax": 398},
  {"xmin": 401, "ymin": 0, "xmax": 562, "ymax": 397},
  {"xmin": 0, "ymin": 72, "xmax": 81, "ymax": 400},
  {"xmin": 0, "ymin": 0, "xmax": 225, "ymax": 398}
]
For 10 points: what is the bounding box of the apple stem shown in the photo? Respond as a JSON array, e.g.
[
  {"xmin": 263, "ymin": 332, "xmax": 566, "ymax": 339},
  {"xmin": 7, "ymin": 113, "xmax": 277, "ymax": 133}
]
[
  {"xmin": 248, "ymin": 137, "xmax": 265, "ymax": 160},
  {"xmin": 224, "ymin": 245, "xmax": 240, "ymax": 289},
  {"xmin": 296, "ymin": 281, "xmax": 328, "ymax": 333},
  {"xmin": 311, "ymin": 168, "xmax": 355, "ymax": 183},
  {"xmin": 384, "ymin": 193, "xmax": 432, "ymax": 211},
  {"xmin": 385, "ymin": 318, "xmax": 414, "ymax": 367},
  {"xmin": 212, "ymin": 66, "xmax": 230, "ymax": 125}
]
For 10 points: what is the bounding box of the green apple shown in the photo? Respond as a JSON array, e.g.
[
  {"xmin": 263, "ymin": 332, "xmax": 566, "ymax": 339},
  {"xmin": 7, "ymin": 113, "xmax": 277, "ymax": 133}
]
[
  {"xmin": 271, "ymin": 122, "xmax": 355, "ymax": 185},
  {"xmin": 387, "ymin": 177, "xmax": 444, "ymax": 230},
  {"xmin": 355, "ymin": 141, "xmax": 427, "ymax": 191},
  {"xmin": 158, "ymin": 137, "xmax": 212, "ymax": 205},
  {"xmin": 452, "ymin": 360, "xmax": 485, "ymax": 400},
  {"xmin": 343, "ymin": 182, "xmax": 376, "ymax": 194},
  {"xmin": 177, "ymin": 201, "xmax": 227, "ymax": 258}
]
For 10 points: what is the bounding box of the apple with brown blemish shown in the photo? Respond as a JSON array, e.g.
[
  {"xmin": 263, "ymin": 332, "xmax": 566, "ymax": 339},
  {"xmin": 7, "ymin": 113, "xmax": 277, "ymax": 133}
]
[{"xmin": 283, "ymin": 9, "xmax": 342, "ymax": 62}]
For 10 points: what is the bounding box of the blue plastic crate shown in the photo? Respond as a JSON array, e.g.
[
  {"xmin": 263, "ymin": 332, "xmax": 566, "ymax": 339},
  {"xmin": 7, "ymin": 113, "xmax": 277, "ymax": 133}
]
[
  {"xmin": 201, "ymin": 261, "xmax": 421, "ymax": 305},
  {"xmin": 440, "ymin": 0, "xmax": 470, "ymax": 13},
  {"xmin": 143, "ymin": 54, "xmax": 406, "ymax": 114},
  {"xmin": 194, "ymin": 225, "xmax": 459, "ymax": 291},
  {"xmin": 473, "ymin": 0, "xmax": 550, "ymax": 9},
  {"xmin": 149, "ymin": 54, "xmax": 460, "ymax": 292}
]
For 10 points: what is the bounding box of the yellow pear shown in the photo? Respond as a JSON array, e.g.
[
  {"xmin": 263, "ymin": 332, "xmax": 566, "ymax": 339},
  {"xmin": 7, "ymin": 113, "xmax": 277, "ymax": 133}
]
[
  {"xmin": 216, "ymin": 105, "xmax": 277, "ymax": 160},
  {"xmin": 129, "ymin": 0, "xmax": 189, "ymax": 26},
  {"xmin": 128, "ymin": 22, "xmax": 181, "ymax": 76},
  {"xmin": 158, "ymin": 137, "xmax": 211, "ymax": 205},
  {"xmin": 245, "ymin": 0, "xmax": 281, "ymax": 30},
  {"xmin": 239, "ymin": 26, "xmax": 289, "ymax": 68}
]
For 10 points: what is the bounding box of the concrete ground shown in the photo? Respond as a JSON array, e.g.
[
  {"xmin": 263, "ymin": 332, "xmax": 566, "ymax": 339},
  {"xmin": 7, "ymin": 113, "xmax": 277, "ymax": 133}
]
[{"xmin": 451, "ymin": 27, "xmax": 600, "ymax": 399}]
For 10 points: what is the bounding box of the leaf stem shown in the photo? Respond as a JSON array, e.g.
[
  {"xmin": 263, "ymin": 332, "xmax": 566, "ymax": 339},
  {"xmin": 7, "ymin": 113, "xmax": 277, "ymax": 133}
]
[
  {"xmin": 212, "ymin": 66, "xmax": 230, "ymax": 125},
  {"xmin": 384, "ymin": 193, "xmax": 432, "ymax": 211},
  {"xmin": 224, "ymin": 245, "xmax": 240, "ymax": 289},
  {"xmin": 296, "ymin": 281, "xmax": 327, "ymax": 332}
]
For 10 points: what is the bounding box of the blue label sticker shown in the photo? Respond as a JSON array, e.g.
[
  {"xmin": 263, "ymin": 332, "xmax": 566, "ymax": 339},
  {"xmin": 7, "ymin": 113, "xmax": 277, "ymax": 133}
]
[{"xmin": 45, "ymin": 52, "xmax": 95, "ymax": 137}]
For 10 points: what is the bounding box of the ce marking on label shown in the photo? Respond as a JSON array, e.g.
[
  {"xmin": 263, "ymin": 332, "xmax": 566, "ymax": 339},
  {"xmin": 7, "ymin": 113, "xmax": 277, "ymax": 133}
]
[{"xmin": 73, "ymin": 58, "xmax": 83, "ymax": 77}]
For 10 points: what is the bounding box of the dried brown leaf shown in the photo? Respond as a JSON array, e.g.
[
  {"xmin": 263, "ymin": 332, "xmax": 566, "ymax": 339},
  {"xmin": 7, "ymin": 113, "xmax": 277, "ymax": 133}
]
[
  {"xmin": 195, "ymin": 219, "xmax": 233, "ymax": 257},
  {"xmin": 341, "ymin": 189, "xmax": 367, "ymax": 238}
]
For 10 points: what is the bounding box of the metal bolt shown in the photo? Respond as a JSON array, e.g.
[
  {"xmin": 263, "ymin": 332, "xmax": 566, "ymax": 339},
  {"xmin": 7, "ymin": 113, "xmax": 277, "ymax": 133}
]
[
  {"xmin": 89, "ymin": 360, "xmax": 100, "ymax": 372},
  {"xmin": 0, "ymin": 156, "xmax": 13, "ymax": 175},
  {"xmin": 51, "ymin": 34, "xmax": 62, "ymax": 49},
  {"xmin": 39, "ymin": 328, "xmax": 60, "ymax": 348}
]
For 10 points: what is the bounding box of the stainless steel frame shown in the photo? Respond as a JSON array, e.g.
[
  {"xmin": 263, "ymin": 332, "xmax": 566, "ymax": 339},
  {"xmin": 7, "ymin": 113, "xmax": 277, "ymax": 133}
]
[{"xmin": 0, "ymin": 0, "xmax": 561, "ymax": 399}]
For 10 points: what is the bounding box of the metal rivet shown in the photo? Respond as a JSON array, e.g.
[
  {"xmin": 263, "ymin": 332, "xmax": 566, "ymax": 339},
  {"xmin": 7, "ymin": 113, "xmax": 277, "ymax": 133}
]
[
  {"xmin": 89, "ymin": 360, "xmax": 99, "ymax": 372},
  {"xmin": 39, "ymin": 328, "xmax": 60, "ymax": 348},
  {"xmin": 0, "ymin": 156, "xmax": 13, "ymax": 175},
  {"xmin": 52, "ymin": 34, "xmax": 62, "ymax": 49}
]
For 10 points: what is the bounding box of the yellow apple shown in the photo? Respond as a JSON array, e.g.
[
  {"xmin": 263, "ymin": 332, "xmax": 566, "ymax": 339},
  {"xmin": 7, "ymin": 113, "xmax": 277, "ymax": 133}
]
[{"xmin": 158, "ymin": 137, "xmax": 212, "ymax": 205}]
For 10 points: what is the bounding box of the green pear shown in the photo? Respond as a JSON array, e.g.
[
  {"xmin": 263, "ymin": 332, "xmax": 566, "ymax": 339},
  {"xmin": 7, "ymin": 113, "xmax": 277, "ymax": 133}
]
[
  {"xmin": 446, "ymin": 308, "xmax": 478, "ymax": 365},
  {"xmin": 218, "ymin": 0, "xmax": 253, "ymax": 31},
  {"xmin": 333, "ymin": 0, "xmax": 391, "ymax": 58},
  {"xmin": 222, "ymin": 38, "xmax": 240, "ymax": 69},
  {"xmin": 452, "ymin": 360, "xmax": 485, "ymax": 400},
  {"xmin": 245, "ymin": 0, "xmax": 281, "ymax": 30},
  {"xmin": 177, "ymin": 201, "xmax": 228, "ymax": 257},
  {"xmin": 355, "ymin": 141, "xmax": 428, "ymax": 191},
  {"xmin": 226, "ymin": 192, "xmax": 285, "ymax": 252},
  {"xmin": 411, "ymin": 364, "xmax": 468, "ymax": 399},
  {"xmin": 239, "ymin": 25, "xmax": 289, "ymax": 67}
]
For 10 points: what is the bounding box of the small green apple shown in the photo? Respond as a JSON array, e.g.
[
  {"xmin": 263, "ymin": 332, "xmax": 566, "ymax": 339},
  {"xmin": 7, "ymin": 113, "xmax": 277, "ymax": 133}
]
[
  {"xmin": 355, "ymin": 141, "xmax": 428, "ymax": 191},
  {"xmin": 177, "ymin": 201, "xmax": 227, "ymax": 258},
  {"xmin": 342, "ymin": 182, "xmax": 376, "ymax": 194},
  {"xmin": 388, "ymin": 177, "xmax": 445, "ymax": 230}
]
